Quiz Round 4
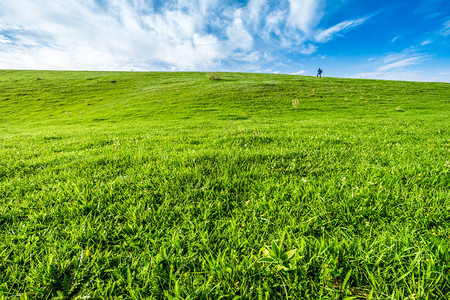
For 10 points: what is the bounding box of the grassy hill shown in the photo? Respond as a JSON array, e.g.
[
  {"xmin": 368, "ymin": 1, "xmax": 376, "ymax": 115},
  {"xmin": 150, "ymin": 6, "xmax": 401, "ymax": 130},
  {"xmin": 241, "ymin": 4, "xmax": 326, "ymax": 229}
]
[{"xmin": 0, "ymin": 70, "xmax": 449, "ymax": 299}]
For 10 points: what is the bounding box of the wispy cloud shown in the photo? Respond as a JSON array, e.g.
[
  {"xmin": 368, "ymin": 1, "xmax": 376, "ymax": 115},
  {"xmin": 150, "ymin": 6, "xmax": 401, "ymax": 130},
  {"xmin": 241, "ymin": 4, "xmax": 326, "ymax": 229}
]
[
  {"xmin": 246, "ymin": 0, "xmax": 268, "ymax": 29},
  {"xmin": 263, "ymin": 10, "xmax": 286, "ymax": 40},
  {"xmin": 377, "ymin": 56, "xmax": 426, "ymax": 71},
  {"xmin": 440, "ymin": 19, "xmax": 450, "ymax": 36},
  {"xmin": 314, "ymin": 17, "xmax": 369, "ymax": 43},
  {"xmin": 352, "ymin": 49, "xmax": 436, "ymax": 82},
  {"xmin": 292, "ymin": 70, "xmax": 306, "ymax": 75}
]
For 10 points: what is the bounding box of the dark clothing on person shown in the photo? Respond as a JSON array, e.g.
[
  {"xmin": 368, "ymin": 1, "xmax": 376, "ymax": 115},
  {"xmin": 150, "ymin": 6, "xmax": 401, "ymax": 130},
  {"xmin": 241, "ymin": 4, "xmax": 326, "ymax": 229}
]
[{"xmin": 317, "ymin": 68, "xmax": 322, "ymax": 77}]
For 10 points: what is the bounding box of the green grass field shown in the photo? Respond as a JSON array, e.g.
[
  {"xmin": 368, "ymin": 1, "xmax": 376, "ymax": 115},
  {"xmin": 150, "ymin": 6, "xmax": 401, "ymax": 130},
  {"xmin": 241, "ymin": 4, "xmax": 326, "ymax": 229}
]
[{"xmin": 0, "ymin": 70, "xmax": 449, "ymax": 299}]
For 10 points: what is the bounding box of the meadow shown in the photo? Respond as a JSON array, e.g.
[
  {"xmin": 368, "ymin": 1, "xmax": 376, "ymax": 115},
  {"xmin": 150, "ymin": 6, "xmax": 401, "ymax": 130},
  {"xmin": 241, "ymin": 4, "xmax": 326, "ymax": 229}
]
[{"xmin": 0, "ymin": 70, "xmax": 449, "ymax": 299}]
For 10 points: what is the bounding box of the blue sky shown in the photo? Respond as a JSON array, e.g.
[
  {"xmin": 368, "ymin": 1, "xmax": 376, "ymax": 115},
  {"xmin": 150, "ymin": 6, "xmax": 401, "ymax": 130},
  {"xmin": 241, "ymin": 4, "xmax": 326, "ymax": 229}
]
[{"xmin": 0, "ymin": 0, "xmax": 449, "ymax": 82}]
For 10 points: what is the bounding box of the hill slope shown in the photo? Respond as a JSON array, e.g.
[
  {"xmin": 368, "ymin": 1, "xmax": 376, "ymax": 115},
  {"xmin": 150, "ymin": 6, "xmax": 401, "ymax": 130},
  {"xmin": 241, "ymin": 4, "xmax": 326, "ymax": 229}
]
[
  {"xmin": 0, "ymin": 71, "xmax": 449, "ymax": 298},
  {"xmin": 1, "ymin": 70, "xmax": 448, "ymax": 125}
]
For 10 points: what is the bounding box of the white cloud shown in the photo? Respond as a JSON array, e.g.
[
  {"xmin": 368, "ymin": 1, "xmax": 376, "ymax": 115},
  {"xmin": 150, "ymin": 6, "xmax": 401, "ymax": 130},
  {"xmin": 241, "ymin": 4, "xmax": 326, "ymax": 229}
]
[
  {"xmin": 226, "ymin": 12, "xmax": 254, "ymax": 51},
  {"xmin": 287, "ymin": 0, "xmax": 324, "ymax": 35},
  {"xmin": 0, "ymin": 0, "xmax": 374, "ymax": 71},
  {"xmin": 0, "ymin": 35, "xmax": 11, "ymax": 45},
  {"xmin": 0, "ymin": 0, "xmax": 227, "ymax": 71},
  {"xmin": 315, "ymin": 17, "xmax": 369, "ymax": 42},
  {"xmin": 299, "ymin": 43, "xmax": 318, "ymax": 55},
  {"xmin": 246, "ymin": 0, "xmax": 268, "ymax": 28},
  {"xmin": 198, "ymin": 0, "xmax": 219, "ymax": 15},
  {"xmin": 241, "ymin": 51, "xmax": 261, "ymax": 63}
]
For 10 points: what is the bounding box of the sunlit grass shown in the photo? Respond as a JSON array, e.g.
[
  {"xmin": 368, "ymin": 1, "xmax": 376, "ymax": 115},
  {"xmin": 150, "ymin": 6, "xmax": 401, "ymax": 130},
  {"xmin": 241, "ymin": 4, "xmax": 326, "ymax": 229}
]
[{"xmin": 0, "ymin": 70, "xmax": 449, "ymax": 298}]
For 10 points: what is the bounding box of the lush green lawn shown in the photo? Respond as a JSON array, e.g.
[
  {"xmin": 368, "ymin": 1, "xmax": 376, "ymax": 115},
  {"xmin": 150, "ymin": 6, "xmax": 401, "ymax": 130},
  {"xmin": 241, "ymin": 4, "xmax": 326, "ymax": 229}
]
[{"xmin": 0, "ymin": 70, "xmax": 449, "ymax": 299}]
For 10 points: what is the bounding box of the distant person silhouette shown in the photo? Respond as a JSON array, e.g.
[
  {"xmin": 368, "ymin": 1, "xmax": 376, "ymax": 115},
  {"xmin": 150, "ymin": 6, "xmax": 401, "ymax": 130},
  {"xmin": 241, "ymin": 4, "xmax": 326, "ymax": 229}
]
[{"xmin": 317, "ymin": 68, "xmax": 322, "ymax": 77}]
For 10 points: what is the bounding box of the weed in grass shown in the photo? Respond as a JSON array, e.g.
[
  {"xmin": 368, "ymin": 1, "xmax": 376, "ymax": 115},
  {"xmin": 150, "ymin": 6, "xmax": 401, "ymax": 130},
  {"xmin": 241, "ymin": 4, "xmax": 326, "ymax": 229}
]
[
  {"xmin": 291, "ymin": 98, "xmax": 300, "ymax": 109},
  {"xmin": 259, "ymin": 241, "xmax": 298, "ymax": 271},
  {"xmin": 207, "ymin": 72, "xmax": 221, "ymax": 80}
]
